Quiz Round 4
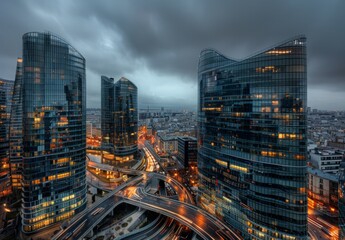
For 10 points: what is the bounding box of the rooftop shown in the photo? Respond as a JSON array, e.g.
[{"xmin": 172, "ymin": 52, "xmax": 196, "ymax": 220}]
[{"xmin": 307, "ymin": 167, "xmax": 338, "ymax": 182}]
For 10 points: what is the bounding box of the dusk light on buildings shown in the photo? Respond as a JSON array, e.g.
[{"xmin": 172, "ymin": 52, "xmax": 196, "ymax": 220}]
[{"xmin": 0, "ymin": 1, "xmax": 344, "ymax": 240}]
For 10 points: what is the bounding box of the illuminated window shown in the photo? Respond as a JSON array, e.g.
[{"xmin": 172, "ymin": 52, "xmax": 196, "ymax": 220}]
[
  {"xmin": 57, "ymin": 172, "xmax": 70, "ymax": 179},
  {"xmin": 229, "ymin": 164, "xmax": 248, "ymax": 173},
  {"xmin": 215, "ymin": 159, "xmax": 227, "ymax": 167},
  {"xmin": 256, "ymin": 66, "xmax": 278, "ymax": 73},
  {"xmin": 266, "ymin": 49, "xmax": 291, "ymax": 55}
]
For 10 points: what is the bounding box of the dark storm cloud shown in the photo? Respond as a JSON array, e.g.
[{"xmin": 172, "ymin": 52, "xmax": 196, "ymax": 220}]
[{"xmin": 0, "ymin": 0, "xmax": 344, "ymax": 109}]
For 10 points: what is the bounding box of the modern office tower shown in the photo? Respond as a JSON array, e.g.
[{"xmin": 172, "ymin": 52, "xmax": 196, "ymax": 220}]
[
  {"xmin": 9, "ymin": 58, "xmax": 23, "ymax": 190},
  {"xmin": 177, "ymin": 137, "xmax": 197, "ymax": 168},
  {"xmin": 21, "ymin": 32, "xmax": 87, "ymax": 232},
  {"xmin": 197, "ymin": 36, "xmax": 307, "ymax": 239},
  {"xmin": 0, "ymin": 77, "xmax": 14, "ymax": 199},
  {"xmin": 101, "ymin": 76, "xmax": 114, "ymax": 149},
  {"xmin": 0, "ymin": 79, "xmax": 12, "ymax": 198},
  {"xmin": 0, "ymin": 78, "xmax": 14, "ymax": 126},
  {"xmin": 101, "ymin": 76, "xmax": 138, "ymax": 162},
  {"xmin": 113, "ymin": 78, "xmax": 138, "ymax": 159}
]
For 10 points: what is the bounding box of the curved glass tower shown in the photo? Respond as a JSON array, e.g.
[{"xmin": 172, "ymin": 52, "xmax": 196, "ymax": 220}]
[
  {"xmin": 197, "ymin": 36, "xmax": 307, "ymax": 239},
  {"xmin": 113, "ymin": 77, "xmax": 138, "ymax": 158},
  {"xmin": 101, "ymin": 76, "xmax": 114, "ymax": 149},
  {"xmin": 101, "ymin": 76, "xmax": 138, "ymax": 162},
  {"xmin": 21, "ymin": 32, "xmax": 87, "ymax": 232}
]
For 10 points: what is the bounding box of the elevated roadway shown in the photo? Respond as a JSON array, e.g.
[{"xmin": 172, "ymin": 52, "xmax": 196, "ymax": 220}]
[
  {"xmin": 52, "ymin": 151, "xmax": 242, "ymax": 240},
  {"xmin": 53, "ymin": 174, "xmax": 241, "ymax": 240}
]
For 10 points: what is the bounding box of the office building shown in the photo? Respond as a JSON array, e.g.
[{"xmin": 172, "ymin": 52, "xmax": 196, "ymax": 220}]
[
  {"xmin": 9, "ymin": 58, "xmax": 23, "ymax": 190},
  {"xmin": 197, "ymin": 36, "xmax": 307, "ymax": 239},
  {"xmin": 0, "ymin": 79, "xmax": 11, "ymax": 198},
  {"xmin": 101, "ymin": 76, "xmax": 114, "ymax": 148},
  {"xmin": 310, "ymin": 149, "xmax": 342, "ymax": 174},
  {"xmin": 177, "ymin": 136, "xmax": 197, "ymax": 168},
  {"xmin": 21, "ymin": 32, "xmax": 87, "ymax": 232},
  {"xmin": 0, "ymin": 77, "xmax": 14, "ymax": 198},
  {"xmin": 0, "ymin": 78, "xmax": 14, "ymax": 128},
  {"xmin": 101, "ymin": 76, "xmax": 138, "ymax": 162}
]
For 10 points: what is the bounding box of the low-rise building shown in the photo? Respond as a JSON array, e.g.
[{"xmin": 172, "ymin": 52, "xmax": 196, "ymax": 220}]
[
  {"xmin": 157, "ymin": 134, "xmax": 178, "ymax": 154},
  {"xmin": 310, "ymin": 149, "xmax": 343, "ymax": 174},
  {"xmin": 308, "ymin": 167, "xmax": 338, "ymax": 215}
]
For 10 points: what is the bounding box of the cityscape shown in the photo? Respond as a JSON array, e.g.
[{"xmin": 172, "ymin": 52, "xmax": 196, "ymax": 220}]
[{"xmin": 0, "ymin": 1, "xmax": 345, "ymax": 240}]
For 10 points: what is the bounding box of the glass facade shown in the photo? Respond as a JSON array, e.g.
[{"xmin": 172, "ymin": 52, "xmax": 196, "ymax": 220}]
[
  {"xmin": 0, "ymin": 79, "xmax": 12, "ymax": 198},
  {"xmin": 21, "ymin": 32, "xmax": 87, "ymax": 232},
  {"xmin": 101, "ymin": 76, "xmax": 114, "ymax": 149},
  {"xmin": 113, "ymin": 78, "xmax": 138, "ymax": 158},
  {"xmin": 197, "ymin": 36, "xmax": 307, "ymax": 239},
  {"xmin": 101, "ymin": 76, "xmax": 138, "ymax": 162},
  {"xmin": 0, "ymin": 77, "xmax": 14, "ymax": 198},
  {"xmin": 9, "ymin": 58, "xmax": 23, "ymax": 190},
  {"xmin": 177, "ymin": 137, "xmax": 197, "ymax": 168}
]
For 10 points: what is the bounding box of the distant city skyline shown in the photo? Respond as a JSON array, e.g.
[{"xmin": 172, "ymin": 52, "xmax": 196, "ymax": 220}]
[{"xmin": 0, "ymin": 1, "xmax": 345, "ymax": 110}]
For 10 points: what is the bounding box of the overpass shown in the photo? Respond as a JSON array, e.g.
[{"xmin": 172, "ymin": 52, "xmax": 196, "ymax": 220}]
[
  {"xmin": 120, "ymin": 187, "xmax": 241, "ymax": 240},
  {"xmin": 51, "ymin": 175, "xmax": 143, "ymax": 240},
  {"xmin": 87, "ymin": 152, "xmax": 195, "ymax": 205},
  {"xmin": 53, "ymin": 172, "xmax": 242, "ymax": 239},
  {"xmin": 53, "ymin": 185, "xmax": 241, "ymax": 240}
]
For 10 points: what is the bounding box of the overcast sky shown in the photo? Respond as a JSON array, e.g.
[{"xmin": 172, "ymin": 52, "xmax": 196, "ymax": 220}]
[{"xmin": 0, "ymin": 0, "xmax": 344, "ymax": 110}]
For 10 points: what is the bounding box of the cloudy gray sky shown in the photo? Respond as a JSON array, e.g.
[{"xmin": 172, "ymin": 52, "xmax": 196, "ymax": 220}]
[{"xmin": 0, "ymin": 0, "xmax": 344, "ymax": 110}]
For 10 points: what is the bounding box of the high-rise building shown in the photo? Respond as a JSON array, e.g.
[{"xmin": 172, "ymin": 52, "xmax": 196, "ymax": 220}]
[
  {"xmin": 0, "ymin": 77, "xmax": 14, "ymax": 198},
  {"xmin": 177, "ymin": 136, "xmax": 197, "ymax": 168},
  {"xmin": 197, "ymin": 36, "xmax": 307, "ymax": 239},
  {"xmin": 101, "ymin": 76, "xmax": 138, "ymax": 162},
  {"xmin": 21, "ymin": 32, "xmax": 86, "ymax": 232},
  {"xmin": 101, "ymin": 76, "xmax": 114, "ymax": 148},
  {"xmin": 9, "ymin": 58, "xmax": 23, "ymax": 190},
  {"xmin": 0, "ymin": 79, "xmax": 12, "ymax": 198},
  {"xmin": 0, "ymin": 78, "xmax": 14, "ymax": 126}
]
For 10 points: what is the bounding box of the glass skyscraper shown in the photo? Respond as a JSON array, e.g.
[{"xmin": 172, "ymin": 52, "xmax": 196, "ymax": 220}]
[
  {"xmin": 197, "ymin": 36, "xmax": 307, "ymax": 239},
  {"xmin": 101, "ymin": 76, "xmax": 115, "ymax": 149},
  {"xmin": 0, "ymin": 77, "xmax": 14, "ymax": 198},
  {"xmin": 0, "ymin": 79, "xmax": 11, "ymax": 198},
  {"xmin": 9, "ymin": 58, "xmax": 23, "ymax": 190},
  {"xmin": 21, "ymin": 32, "xmax": 87, "ymax": 232},
  {"xmin": 101, "ymin": 76, "xmax": 138, "ymax": 162}
]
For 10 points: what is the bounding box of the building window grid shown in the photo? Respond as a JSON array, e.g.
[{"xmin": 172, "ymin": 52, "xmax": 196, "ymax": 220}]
[{"xmin": 198, "ymin": 37, "xmax": 307, "ymax": 239}]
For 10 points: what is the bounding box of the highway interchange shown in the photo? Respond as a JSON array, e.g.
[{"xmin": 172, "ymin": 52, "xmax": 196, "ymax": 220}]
[
  {"xmin": 52, "ymin": 147, "xmax": 242, "ymax": 240},
  {"xmin": 51, "ymin": 146, "xmax": 338, "ymax": 240}
]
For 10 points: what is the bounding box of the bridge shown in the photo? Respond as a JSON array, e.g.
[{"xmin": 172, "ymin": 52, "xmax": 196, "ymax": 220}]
[
  {"xmin": 52, "ymin": 149, "xmax": 242, "ymax": 240},
  {"xmin": 87, "ymin": 160, "xmax": 194, "ymax": 205}
]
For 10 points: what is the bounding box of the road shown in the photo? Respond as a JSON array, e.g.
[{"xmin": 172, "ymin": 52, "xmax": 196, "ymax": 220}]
[
  {"xmin": 52, "ymin": 175, "xmax": 143, "ymax": 240},
  {"xmin": 308, "ymin": 215, "xmax": 339, "ymax": 240},
  {"xmin": 53, "ymin": 150, "xmax": 242, "ymax": 240},
  {"xmin": 53, "ymin": 171, "xmax": 242, "ymax": 239},
  {"xmin": 119, "ymin": 186, "xmax": 241, "ymax": 240},
  {"xmin": 87, "ymin": 153, "xmax": 195, "ymax": 205}
]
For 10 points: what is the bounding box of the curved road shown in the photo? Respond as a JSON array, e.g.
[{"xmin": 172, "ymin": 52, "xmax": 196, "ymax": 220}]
[{"xmin": 53, "ymin": 172, "xmax": 242, "ymax": 240}]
